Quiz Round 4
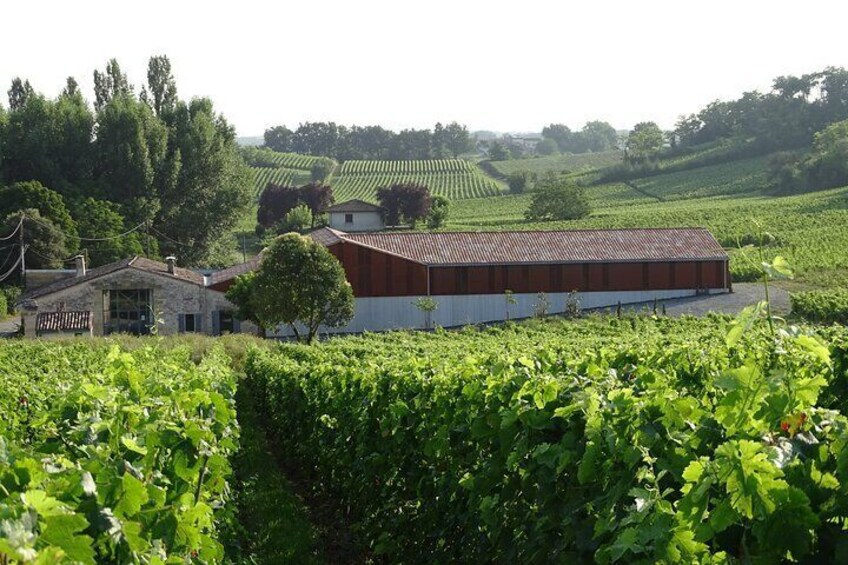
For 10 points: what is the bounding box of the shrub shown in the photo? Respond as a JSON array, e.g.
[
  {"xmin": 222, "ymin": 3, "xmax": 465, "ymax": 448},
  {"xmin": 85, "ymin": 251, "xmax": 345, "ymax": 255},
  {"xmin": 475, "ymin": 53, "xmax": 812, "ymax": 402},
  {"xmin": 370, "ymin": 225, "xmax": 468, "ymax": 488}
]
[
  {"xmin": 525, "ymin": 178, "xmax": 590, "ymax": 221},
  {"xmin": 791, "ymin": 287, "xmax": 848, "ymax": 324}
]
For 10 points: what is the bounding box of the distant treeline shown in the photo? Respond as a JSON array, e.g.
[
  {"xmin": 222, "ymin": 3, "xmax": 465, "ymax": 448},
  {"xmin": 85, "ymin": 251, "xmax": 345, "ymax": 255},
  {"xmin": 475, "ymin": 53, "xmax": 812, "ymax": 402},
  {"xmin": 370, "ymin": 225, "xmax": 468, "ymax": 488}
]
[
  {"xmin": 671, "ymin": 66, "xmax": 848, "ymax": 151},
  {"xmin": 263, "ymin": 121, "xmax": 473, "ymax": 161}
]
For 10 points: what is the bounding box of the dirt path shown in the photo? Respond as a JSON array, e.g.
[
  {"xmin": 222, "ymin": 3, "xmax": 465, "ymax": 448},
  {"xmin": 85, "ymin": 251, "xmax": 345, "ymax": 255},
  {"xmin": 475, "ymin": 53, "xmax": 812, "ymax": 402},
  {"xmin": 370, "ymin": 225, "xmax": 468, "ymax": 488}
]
[
  {"xmin": 240, "ymin": 384, "xmax": 371, "ymax": 564},
  {"xmin": 596, "ymin": 283, "xmax": 790, "ymax": 317}
]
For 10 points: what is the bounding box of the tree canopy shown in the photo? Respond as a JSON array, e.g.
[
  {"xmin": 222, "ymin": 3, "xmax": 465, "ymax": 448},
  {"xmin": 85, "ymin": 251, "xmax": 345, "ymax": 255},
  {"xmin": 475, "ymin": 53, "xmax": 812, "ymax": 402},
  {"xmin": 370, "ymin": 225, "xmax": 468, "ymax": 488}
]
[
  {"xmin": 542, "ymin": 121, "xmax": 619, "ymax": 153},
  {"xmin": 238, "ymin": 233, "xmax": 354, "ymax": 343},
  {"xmin": 525, "ymin": 176, "xmax": 591, "ymax": 221},
  {"xmin": 376, "ymin": 183, "xmax": 432, "ymax": 227},
  {"xmin": 263, "ymin": 120, "xmax": 472, "ymax": 161},
  {"xmin": 625, "ymin": 122, "xmax": 664, "ymax": 163},
  {"xmin": 0, "ymin": 55, "xmax": 252, "ymax": 267},
  {"xmin": 673, "ymin": 67, "xmax": 848, "ymax": 152}
]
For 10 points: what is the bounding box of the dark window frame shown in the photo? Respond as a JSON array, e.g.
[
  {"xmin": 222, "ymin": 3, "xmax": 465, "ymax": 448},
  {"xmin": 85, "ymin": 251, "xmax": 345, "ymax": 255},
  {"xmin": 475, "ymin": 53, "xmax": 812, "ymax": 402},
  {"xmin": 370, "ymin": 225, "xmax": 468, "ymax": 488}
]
[{"xmin": 103, "ymin": 288, "xmax": 153, "ymax": 335}]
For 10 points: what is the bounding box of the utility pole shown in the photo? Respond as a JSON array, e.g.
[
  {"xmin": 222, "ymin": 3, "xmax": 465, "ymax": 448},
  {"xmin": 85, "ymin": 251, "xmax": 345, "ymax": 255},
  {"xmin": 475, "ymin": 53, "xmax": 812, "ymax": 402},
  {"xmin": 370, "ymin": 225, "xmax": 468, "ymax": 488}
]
[
  {"xmin": 19, "ymin": 213, "xmax": 26, "ymax": 288},
  {"xmin": 145, "ymin": 219, "xmax": 151, "ymax": 258},
  {"xmin": 241, "ymin": 231, "xmax": 247, "ymax": 264}
]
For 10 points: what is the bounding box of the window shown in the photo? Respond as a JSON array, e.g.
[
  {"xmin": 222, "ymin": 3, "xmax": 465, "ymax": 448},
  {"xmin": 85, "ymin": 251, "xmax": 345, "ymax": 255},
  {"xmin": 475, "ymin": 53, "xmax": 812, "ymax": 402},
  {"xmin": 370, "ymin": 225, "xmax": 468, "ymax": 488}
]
[
  {"xmin": 219, "ymin": 312, "xmax": 235, "ymax": 334},
  {"xmin": 103, "ymin": 289, "xmax": 152, "ymax": 335},
  {"xmin": 344, "ymin": 213, "xmax": 354, "ymax": 224},
  {"xmin": 180, "ymin": 313, "xmax": 203, "ymax": 333}
]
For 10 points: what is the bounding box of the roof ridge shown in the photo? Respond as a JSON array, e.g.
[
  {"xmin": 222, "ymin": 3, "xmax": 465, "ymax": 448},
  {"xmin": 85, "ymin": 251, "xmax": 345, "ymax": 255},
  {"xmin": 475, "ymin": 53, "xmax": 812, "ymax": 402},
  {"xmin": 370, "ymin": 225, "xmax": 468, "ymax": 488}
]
[{"xmin": 344, "ymin": 227, "xmax": 712, "ymax": 237}]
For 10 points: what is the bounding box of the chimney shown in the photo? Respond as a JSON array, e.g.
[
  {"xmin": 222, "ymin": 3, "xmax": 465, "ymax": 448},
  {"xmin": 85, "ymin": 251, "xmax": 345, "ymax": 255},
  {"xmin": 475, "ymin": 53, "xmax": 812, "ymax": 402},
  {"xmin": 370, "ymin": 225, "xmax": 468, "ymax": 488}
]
[
  {"xmin": 74, "ymin": 255, "xmax": 86, "ymax": 277},
  {"xmin": 165, "ymin": 256, "xmax": 177, "ymax": 275}
]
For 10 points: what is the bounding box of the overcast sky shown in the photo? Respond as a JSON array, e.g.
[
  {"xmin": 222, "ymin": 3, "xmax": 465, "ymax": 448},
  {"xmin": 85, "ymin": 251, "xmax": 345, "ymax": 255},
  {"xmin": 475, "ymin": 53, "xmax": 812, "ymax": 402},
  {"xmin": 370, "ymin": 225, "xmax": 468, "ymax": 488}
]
[{"xmin": 2, "ymin": 0, "xmax": 846, "ymax": 136}]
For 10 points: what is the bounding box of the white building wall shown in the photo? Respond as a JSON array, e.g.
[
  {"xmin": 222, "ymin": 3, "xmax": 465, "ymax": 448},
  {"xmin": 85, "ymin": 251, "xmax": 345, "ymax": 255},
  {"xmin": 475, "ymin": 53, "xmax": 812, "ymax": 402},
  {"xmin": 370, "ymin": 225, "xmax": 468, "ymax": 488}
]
[
  {"xmin": 268, "ymin": 288, "xmax": 728, "ymax": 337},
  {"xmin": 328, "ymin": 211, "xmax": 384, "ymax": 232}
]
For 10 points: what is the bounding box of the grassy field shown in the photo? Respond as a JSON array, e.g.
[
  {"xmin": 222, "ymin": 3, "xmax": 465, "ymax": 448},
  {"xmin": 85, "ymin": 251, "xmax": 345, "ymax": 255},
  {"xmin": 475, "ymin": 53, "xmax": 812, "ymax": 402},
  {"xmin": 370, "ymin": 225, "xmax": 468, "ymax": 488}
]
[
  {"xmin": 448, "ymin": 156, "xmax": 848, "ymax": 286},
  {"xmin": 630, "ymin": 155, "xmax": 772, "ymax": 201},
  {"xmin": 487, "ymin": 150, "xmax": 623, "ymax": 177}
]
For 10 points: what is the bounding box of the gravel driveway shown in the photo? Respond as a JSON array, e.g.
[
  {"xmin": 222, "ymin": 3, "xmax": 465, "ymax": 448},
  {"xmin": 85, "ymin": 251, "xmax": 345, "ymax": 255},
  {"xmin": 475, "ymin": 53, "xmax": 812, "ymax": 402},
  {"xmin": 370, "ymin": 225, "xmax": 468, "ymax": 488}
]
[
  {"xmin": 0, "ymin": 317, "xmax": 21, "ymax": 338},
  {"xmin": 596, "ymin": 283, "xmax": 790, "ymax": 318}
]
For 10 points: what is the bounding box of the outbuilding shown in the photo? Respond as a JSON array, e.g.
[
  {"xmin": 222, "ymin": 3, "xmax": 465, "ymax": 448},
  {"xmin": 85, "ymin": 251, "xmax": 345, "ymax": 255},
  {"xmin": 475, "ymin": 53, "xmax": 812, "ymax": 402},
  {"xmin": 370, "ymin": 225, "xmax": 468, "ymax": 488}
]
[
  {"xmin": 256, "ymin": 226, "xmax": 731, "ymax": 335},
  {"xmin": 325, "ymin": 199, "xmax": 384, "ymax": 232},
  {"xmin": 19, "ymin": 255, "xmax": 254, "ymax": 338}
]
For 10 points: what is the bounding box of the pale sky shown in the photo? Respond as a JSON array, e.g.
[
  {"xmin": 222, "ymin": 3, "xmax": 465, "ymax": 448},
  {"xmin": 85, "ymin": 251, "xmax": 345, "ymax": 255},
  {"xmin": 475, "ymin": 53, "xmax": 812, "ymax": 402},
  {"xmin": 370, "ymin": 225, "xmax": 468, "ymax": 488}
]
[{"xmin": 2, "ymin": 0, "xmax": 847, "ymax": 136}]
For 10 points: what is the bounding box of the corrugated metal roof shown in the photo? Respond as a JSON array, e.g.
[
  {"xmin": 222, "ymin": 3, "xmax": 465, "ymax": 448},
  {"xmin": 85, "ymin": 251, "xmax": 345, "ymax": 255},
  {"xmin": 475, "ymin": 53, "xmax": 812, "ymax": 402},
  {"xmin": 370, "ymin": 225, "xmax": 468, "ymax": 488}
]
[
  {"xmin": 339, "ymin": 228, "xmax": 728, "ymax": 266},
  {"xmin": 325, "ymin": 199, "xmax": 381, "ymax": 213},
  {"xmin": 36, "ymin": 311, "xmax": 92, "ymax": 333}
]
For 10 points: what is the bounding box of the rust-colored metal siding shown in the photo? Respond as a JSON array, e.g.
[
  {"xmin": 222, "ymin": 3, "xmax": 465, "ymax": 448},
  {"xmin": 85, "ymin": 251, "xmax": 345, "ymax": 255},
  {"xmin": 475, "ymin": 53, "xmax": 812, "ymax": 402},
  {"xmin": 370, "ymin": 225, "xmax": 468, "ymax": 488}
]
[{"xmin": 330, "ymin": 241, "xmax": 729, "ymax": 298}]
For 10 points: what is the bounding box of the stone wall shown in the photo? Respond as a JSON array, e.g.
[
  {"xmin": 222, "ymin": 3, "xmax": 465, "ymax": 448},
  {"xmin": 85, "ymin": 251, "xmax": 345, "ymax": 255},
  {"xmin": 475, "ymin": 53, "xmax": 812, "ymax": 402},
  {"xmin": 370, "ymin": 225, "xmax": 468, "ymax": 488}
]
[{"xmin": 23, "ymin": 269, "xmax": 253, "ymax": 338}]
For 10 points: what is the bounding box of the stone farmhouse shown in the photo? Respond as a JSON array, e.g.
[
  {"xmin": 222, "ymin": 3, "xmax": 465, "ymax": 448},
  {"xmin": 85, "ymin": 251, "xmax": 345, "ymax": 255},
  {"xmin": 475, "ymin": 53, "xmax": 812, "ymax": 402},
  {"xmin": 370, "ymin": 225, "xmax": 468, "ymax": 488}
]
[{"xmin": 20, "ymin": 255, "xmax": 255, "ymax": 339}]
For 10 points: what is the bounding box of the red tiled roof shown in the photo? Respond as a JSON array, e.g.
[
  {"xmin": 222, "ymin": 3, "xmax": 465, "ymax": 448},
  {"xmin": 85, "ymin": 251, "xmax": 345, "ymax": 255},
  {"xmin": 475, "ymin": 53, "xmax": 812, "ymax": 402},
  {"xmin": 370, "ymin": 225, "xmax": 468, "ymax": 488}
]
[
  {"xmin": 339, "ymin": 228, "xmax": 727, "ymax": 266},
  {"xmin": 309, "ymin": 227, "xmax": 345, "ymax": 247},
  {"xmin": 208, "ymin": 255, "xmax": 262, "ymax": 286},
  {"xmin": 36, "ymin": 311, "xmax": 92, "ymax": 333},
  {"xmin": 24, "ymin": 256, "xmax": 206, "ymax": 300}
]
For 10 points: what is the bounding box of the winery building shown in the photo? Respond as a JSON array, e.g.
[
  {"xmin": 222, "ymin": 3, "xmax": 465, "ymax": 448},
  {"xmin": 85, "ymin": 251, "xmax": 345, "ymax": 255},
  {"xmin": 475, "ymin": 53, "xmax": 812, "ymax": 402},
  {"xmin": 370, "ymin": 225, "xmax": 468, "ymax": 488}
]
[{"xmin": 213, "ymin": 226, "xmax": 729, "ymax": 336}]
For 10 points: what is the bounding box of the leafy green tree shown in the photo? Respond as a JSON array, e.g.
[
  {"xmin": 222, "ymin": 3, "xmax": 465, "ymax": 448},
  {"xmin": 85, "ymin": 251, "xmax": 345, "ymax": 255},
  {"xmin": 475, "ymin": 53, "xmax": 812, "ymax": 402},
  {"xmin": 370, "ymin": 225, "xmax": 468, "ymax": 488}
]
[
  {"xmin": 249, "ymin": 233, "xmax": 354, "ymax": 343},
  {"xmin": 487, "ymin": 140, "xmax": 509, "ymax": 161},
  {"xmin": 263, "ymin": 125, "xmax": 293, "ymax": 152},
  {"xmin": 536, "ymin": 138, "xmax": 559, "ymax": 155},
  {"xmin": 94, "ymin": 94, "xmax": 168, "ymax": 207},
  {"xmin": 0, "ymin": 181, "xmax": 78, "ymax": 244},
  {"xmin": 432, "ymin": 122, "xmax": 448, "ymax": 158},
  {"xmin": 61, "ymin": 77, "xmax": 80, "ymax": 98},
  {"xmin": 299, "ymin": 182, "xmax": 334, "ymax": 227},
  {"xmin": 390, "ymin": 129, "xmax": 432, "ymax": 160},
  {"xmin": 224, "ymin": 272, "xmax": 264, "ymax": 336},
  {"xmin": 310, "ymin": 157, "xmax": 335, "ymax": 183},
  {"xmin": 146, "ymin": 55, "xmax": 178, "ymax": 116},
  {"xmin": 53, "ymin": 86, "xmax": 96, "ymax": 185},
  {"xmin": 376, "ymin": 183, "xmax": 432, "ymax": 227},
  {"xmin": 93, "ymin": 59, "xmax": 132, "ymax": 111},
  {"xmin": 68, "ymin": 197, "xmax": 144, "ymax": 265},
  {"xmin": 4, "ymin": 209, "xmax": 70, "ymax": 269},
  {"xmin": 275, "ymin": 204, "xmax": 312, "ymax": 234},
  {"xmin": 579, "ymin": 121, "xmax": 619, "ymax": 152},
  {"xmin": 506, "ymin": 171, "xmax": 534, "ymax": 194},
  {"xmin": 156, "ymin": 98, "xmax": 252, "ymax": 264},
  {"xmin": 291, "ymin": 121, "xmax": 341, "ymax": 157},
  {"xmin": 0, "ymin": 93, "xmax": 58, "ymax": 186},
  {"xmin": 426, "ymin": 195, "xmax": 450, "ymax": 229},
  {"xmin": 7, "ymin": 78, "xmax": 33, "ymax": 111},
  {"xmin": 625, "ymin": 121, "xmax": 664, "ymax": 162},
  {"xmin": 542, "ymin": 124, "xmax": 572, "ymax": 152},
  {"xmin": 444, "ymin": 121, "xmax": 472, "ymax": 157},
  {"xmin": 525, "ymin": 177, "xmax": 590, "ymax": 221}
]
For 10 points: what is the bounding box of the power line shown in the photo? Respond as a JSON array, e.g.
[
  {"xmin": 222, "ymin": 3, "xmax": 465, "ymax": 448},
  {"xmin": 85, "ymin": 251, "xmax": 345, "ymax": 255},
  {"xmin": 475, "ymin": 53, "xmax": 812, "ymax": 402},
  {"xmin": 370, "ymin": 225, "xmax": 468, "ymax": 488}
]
[
  {"xmin": 151, "ymin": 228, "xmax": 195, "ymax": 249},
  {"xmin": 0, "ymin": 246, "xmax": 18, "ymax": 275},
  {"xmin": 22, "ymin": 213, "xmax": 146, "ymax": 242},
  {"xmin": 0, "ymin": 217, "xmax": 23, "ymax": 241},
  {"xmin": 0, "ymin": 254, "xmax": 22, "ymax": 284}
]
